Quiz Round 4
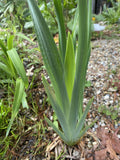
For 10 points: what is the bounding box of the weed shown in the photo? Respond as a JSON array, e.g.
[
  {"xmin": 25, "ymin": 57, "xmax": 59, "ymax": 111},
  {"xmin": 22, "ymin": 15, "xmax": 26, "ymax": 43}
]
[{"xmin": 98, "ymin": 105, "xmax": 119, "ymax": 120}]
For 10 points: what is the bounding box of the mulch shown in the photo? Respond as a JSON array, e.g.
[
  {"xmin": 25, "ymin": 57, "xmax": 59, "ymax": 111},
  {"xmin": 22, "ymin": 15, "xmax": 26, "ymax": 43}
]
[{"xmin": 3, "ymin": 38, "xmax": 120, "ymax": 160}]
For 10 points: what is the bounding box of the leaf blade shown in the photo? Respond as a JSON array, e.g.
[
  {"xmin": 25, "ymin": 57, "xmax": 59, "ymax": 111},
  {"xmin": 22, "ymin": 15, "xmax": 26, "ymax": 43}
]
[
  {"xmin": 7, "ymin": 48, "xmax": 28, "ymax": 88},
  {"xmin": 64, "ymin": 32, "xmax": 75, "ymax": 102},
  {"xmin": 42, "ymin": 76, "xmax": 70, "ymax": 137},
  {"xmin": 6, "ymin": 78, "xmax": 24, "ymax": 137},
  {"xmin": 27, "ymin": 0, "xmax": 69, "ymax": 114},
  {"xmin": 69, "ymin": 0, "xmax": 92, "ymax": 127},
  {"xmin": 53, "ymin": 0, "xmax": 66, "ymax": 61}
]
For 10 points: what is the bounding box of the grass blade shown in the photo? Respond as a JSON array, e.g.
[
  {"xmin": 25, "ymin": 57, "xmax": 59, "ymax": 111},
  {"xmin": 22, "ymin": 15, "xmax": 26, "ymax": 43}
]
[
  {"xmin": 16, "ymin": 33, "xmax": 35, "ymax": 45},
  {"xmin": 22, "ymin": 92, "xmax": 29, "ymax": 109},
  {"xmin": 6, "ymin": 78, "xmax": 24, "ymax": 137},
  {"xmin": 7, "ymin": 48, "xmax": 28, "ymax": 88},
  {"xmin": 0, "ymin": 62, "xmax": 13, "ymax": 77},
  {"xmin": 0, "ymin": 40, "xmax": 7, "ymax": 56},
  {"xmin": 7, "ymin": 35, "xmax": 14, "ymax": 50}
]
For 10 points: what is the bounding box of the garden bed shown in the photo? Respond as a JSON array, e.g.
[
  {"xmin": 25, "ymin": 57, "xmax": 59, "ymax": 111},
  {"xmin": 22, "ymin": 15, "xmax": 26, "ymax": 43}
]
[{"xmin": 1, "ymin": 38, "xmax": 119, "ymax": 160}]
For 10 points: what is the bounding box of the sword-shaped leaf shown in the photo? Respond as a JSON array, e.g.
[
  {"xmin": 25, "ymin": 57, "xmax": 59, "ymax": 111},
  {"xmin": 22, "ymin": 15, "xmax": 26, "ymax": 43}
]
[
  {"xmin": 45, "ymin": 117, "xmax": 68, "ymax": 144},
  {"xmin": 53, "ymin": 0, "xmax": 66, "ymax": 62},
  {"xmin": 69, "ymin": 0, "xmax": 92, "ymax": 128},
  {"xmin": 42, "ymin": 76, "xmax": 70, "ymax": 137},
  {"xmin": 64, "ymin": 32, "xmax": 75, "ymax": 102},
  {"xmin": 75, "ymin": 97, "xmax": 94, "ymax": 137},
  {"xmin": 27, "ymin": 0, "xmax": 69, "ymax": 114}
]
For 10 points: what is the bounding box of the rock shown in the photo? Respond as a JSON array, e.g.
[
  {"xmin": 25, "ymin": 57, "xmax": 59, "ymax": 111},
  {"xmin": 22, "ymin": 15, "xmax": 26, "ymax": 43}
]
[
  {"xmin": 73, "ymin": 150, "xmax": 79, "ymax": 157},
  {"xmin": 118, "ymin": 135, "xmax": 120, "ymax": 139},
  {"xmin": 104, "ymin": 94, "xmax": 110, "ymax": 100},
  {"xmin": 39, "ymin": 99, "xmax": 42, "ymax": 104}
]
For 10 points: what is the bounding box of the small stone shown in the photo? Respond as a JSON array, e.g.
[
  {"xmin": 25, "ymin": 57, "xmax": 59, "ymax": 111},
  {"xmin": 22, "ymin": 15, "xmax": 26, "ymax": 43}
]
[
  {"xmin": 53, "ymin": 133, "xmax": 57, "ymax": 137},
  {"xmin": 86, "ymin": 138, "xmax": 90, "ymax": 142},
  {"xmin": 105, "ymin": 127, "xmax": 108, "ymax": 130},
  {"xmin": 39, "ymin": 99, "xmax": 42, "ymax": 104},
  {"xmin": 117, "ymin": 135, "xmax": 120, "ymax": 139},
  {"xmin": 101, "ymin": 123, "xmax": 105, "ymax": 127},
  {"xmin": 50, "ymin": 116, "xmax": 53, "ymax": 121},
  {"xmin": 109, "ymin": 100, "xmax": 113, "ymax": 104},
  {"xmin": 97, "ymin": 90, "xmax": 101, "ymax": 95},
  {"xmin": 73, "ymin": 150, "xmax": 79, "ymax": 157},
  {"xmin": 93, "ymin": 141, "xmax": 98, "ymax": 146},
  {"xmin": 88, "ymin": 142, "xmax": 92, "ymax": 148},
  {"xmin": 100, "ymin": 120, "xmax": 106, "ymax": 126},
  {"xmin": 104, "ymin": 94, "xmax": 110, "ymax": 100},
  {"xmin": 94, "ymin": 123, "xmax": 98, "ymax": 129},
  {"xmin": 109, "ymin": 75, "xmax": 113, "ymax": 79},
  {"xmin": 92, "ymin": 128, "xmax": 96, "ymax": 132}
]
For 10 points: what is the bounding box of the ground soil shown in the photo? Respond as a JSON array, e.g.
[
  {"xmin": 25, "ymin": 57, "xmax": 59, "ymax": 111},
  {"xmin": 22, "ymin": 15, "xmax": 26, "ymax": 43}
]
[{"xmin": 2, "ymin": 37, "xmax": 120, "ymax": 160}]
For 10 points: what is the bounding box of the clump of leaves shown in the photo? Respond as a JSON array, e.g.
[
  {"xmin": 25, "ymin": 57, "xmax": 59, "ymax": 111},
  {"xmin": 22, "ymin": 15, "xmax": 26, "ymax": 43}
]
[
  {"xmin": 102, "ymin": 1, "xmax": 120, "ymax": 24},
  {"xmin": 98, "ymin": 105, "xmax": 119, "ymax": 120},
  {"xmin": 92, "ymin": 14, "xmax": 105, "ymax": 23},
  {"xmin": 0, "ymin": 35, "xmax": 29, "ymax": 136},
  {"xmin": 27, "ymin": 0, "xmax": 95, "ymax": 146},
  {"xmin": 0, "ymin": 100, "xmax": 11, "ymax": 134}
]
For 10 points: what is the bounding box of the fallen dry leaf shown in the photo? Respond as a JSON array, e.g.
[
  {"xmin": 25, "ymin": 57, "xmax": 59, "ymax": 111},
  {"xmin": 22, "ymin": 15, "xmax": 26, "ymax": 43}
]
[
  {"xmin": 106, "ymin": 139, "xmax": 119, "ymax": 160},
  {"xmin": 94, "ymin": 127, "xmax": 120, "ymax": 159}
]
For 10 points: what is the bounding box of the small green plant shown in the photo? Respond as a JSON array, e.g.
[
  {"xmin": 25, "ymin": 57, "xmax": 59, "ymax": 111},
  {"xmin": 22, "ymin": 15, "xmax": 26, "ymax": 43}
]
[
  {"xmin": 0, "ymin": 0, "xmax": 30, "ymax": 30},
  {"xmin": 85, "ymin": 80, "xmax": 92, "ymax": 88},
  {"xmin": 92, "ymin": 14, "xmax": 105, "ymax": 23},
  {"xmin": 27, "ymin": 0, "xmax": 95, "ymax": 146},
  {"xmin": 102, "ymin": 1, "xmax": 120, "ymax": 24},
  {"xmin": 0, "ymin": 100, "xmax": 11, "ymax": 133},
  {"xmin": 0, "ymin": 35, "xmax": 29, "ymax": 136},
  {"xmin": 98, "ymin": 105, "xmax": 119, "ymax": 120}
]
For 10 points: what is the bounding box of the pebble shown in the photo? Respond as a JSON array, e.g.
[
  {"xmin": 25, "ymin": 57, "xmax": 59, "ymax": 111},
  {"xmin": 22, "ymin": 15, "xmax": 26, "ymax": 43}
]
[
  {"xmin": 94, "ymin": 123, "xmax": 98, "ymax": 129},
  {"xmin": 101, "ymin": 123, "xmax": 106, "ymax": 127},
  {"xmin": 88, "ymin": 142, "xmax": 92, "ymax": 148},
  {"xmin": 109, "ymin": 100, "xmax": 113, "ymax": 104},
  {"xmin": 92, "ymin": 128, "xmax": 96, "ymax": 132},
  {"xmin": 97, "ymin": 90, "xmax": 101, "ymax": 94},
  {"xmin": 117, "ymin": 135, "xmax": 120, "ymax": 139},
  {"xmin": 93, "ymin": 141, "xmax": 98, "ymax": 146},
  {"xmin": 53, "ymin": 133, "xmax": 57, "ymax": 137},
  {"xmin": 39, "ymin": 99, "xmax": 42, "ymax": 104},
  {"xmin": 100, "ymin": 120, "xmax": 106, "ymax": 126},
  {"xmin": 109, "ymin": 75, "xmax": 113, "ymax": 79},
  {"xmin": 73, "ymin": 150, "xmax": 79, "ymax": 157},
  {"xmin": 104, "ymin": 94, "xmax": 110, "ymax": 100},
  {"xmin": 50, "ymin": 116, "xmax": 53, "ymax": 121}
]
